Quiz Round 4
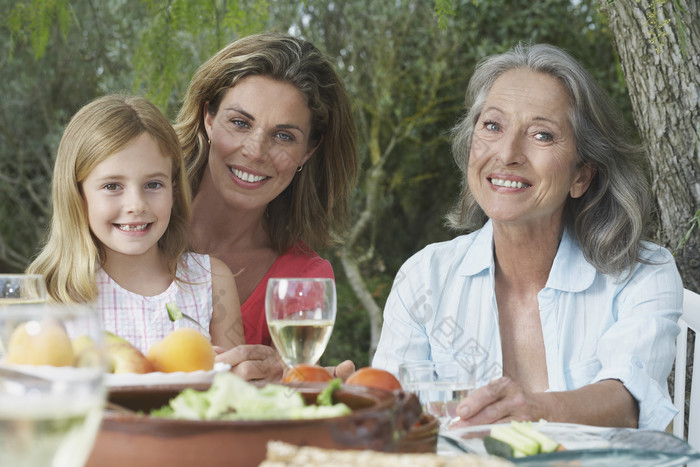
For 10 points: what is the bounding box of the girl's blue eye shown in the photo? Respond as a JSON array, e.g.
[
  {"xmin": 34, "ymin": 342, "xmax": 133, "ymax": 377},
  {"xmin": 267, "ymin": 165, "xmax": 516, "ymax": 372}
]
[{"xmin": 232, "ymin": 119, "xmax": 248, "ymax": 128}]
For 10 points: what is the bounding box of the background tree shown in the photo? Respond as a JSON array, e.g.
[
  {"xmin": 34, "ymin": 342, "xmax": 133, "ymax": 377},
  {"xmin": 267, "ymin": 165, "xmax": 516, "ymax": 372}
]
[
  {"xmin": 601, "ymin": 0, "xmax": 700, "ymax": 293},
  {"xmin": 599, "ymin": 0, "xmax": 699, "ymax": 434}
]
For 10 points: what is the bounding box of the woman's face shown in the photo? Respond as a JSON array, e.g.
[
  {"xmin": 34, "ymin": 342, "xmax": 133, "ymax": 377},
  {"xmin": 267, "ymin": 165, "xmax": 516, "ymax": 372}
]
[
  {"xmin": 203, "ymin": 75, "xmax": 316, "ymax": 213},
  {"xmin": 467, "ymin": 68, "xmax": 594, "ymax": 229}
]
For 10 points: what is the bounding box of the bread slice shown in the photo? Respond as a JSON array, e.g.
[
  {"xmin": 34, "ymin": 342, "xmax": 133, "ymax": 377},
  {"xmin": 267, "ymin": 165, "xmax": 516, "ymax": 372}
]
[{"xmin": 260, "ymin": 440, "xmax": 515, "ymax": 466}]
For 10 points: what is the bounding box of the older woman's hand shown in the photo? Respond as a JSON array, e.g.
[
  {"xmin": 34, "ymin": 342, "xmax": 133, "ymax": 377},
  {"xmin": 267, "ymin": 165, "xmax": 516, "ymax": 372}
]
[
  {"xmin": 450, "ymin": 376, "xmax": 639, "ymax": 429},
  {"xmin": 214, "ymin": 344, "xmax": 285, "ymax": 382},
  {"xmin": 450, "ymin": 376, "xmax": 542, "ymax": 428}
]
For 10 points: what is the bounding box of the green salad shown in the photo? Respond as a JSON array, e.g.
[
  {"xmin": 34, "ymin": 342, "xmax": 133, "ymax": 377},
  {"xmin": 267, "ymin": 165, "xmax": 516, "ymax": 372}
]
[{"xmin": 151, "ymin": 372, "xmax": 351, "ymax": 421}]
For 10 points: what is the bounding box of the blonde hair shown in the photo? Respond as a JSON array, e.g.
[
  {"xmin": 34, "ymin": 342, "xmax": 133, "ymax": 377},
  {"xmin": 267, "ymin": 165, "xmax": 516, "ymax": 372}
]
[
  {"xmin": 175, "ymin": 33, "xmax": 358, "ymax": 253},
  {"xmin": 27, "ymin": 94, "xmax": 191, "ymax": 303}
]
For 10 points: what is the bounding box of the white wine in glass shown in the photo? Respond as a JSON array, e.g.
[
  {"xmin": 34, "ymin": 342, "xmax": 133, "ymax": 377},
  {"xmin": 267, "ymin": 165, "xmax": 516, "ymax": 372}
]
[
  {"xmin": 266, "ymin": 278, "xmax": 336, "ymax": 367},
  {"xmin": 0, "ymin": 302, "xmax": 106, "ymax": 467}
]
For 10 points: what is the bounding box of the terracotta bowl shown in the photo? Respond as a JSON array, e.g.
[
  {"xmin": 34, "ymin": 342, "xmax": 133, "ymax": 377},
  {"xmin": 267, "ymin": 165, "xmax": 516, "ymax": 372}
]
[
  {"xmin": 398, "ymin": 413, "xmax": 439, "ymax": 453},
  {"xmin": 85, "ymin": 382, "xmax": 422, "ymax": 467}
]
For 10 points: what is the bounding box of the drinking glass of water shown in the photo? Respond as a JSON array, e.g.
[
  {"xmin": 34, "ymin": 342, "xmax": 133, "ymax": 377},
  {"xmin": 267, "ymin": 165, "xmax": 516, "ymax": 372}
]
[
  {"xmin": 0, "ymin": 274, "xmax": 47, "ymax": 304},
  {"xmin": 265, "ymin": 278, "xmax": 336, "ymax": 367},
  {"xmin": 399, "ymin": 360, "xmax": 476, "ymax": 429},
  {"xmin": 0, "ymin": 302, "xmax": 106, "ymax": 467}
]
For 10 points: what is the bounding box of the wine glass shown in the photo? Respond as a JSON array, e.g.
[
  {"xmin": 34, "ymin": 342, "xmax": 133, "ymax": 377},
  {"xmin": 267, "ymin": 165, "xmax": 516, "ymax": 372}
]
[
  {"xmin": 0, "ymin": 301, "xmax": 106, "ymax": 467},
  {"xmin": 265, "ymin": 278, "xmax": 336, "ymax": 367},
  {"xmin": 0, "ymin": 274, "xmax": 47, "ymax": 304}
]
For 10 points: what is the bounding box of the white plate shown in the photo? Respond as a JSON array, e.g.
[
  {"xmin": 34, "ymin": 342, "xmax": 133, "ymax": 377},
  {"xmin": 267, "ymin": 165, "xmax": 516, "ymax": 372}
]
[
  {"xmin": 106, "ymin": 362, "xmax": 230, "ymax": 387},
  {"xmin": 0, "ymin": 362, "xmax": 102, "ymax": 382},
  {"xmin": 441, "ymin": 422, "xmax": 610, "ymax": 454},
  {"xmin": 439, "ymin": 422, "xmax": 700, "ymax": 466}
]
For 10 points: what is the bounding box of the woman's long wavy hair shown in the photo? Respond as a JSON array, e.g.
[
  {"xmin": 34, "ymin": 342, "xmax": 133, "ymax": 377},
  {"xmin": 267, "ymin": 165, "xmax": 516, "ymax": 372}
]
[
  {"xmin": 448, "ymin": 43, "xmax": 652, "ymax": 276},
  {"xmin": 27, "ymin": 94, "xmax": 191, "ymax": 303},
  {"xmin": 175, "ymin": 32, "xmax": 358, "ymax": 254}
]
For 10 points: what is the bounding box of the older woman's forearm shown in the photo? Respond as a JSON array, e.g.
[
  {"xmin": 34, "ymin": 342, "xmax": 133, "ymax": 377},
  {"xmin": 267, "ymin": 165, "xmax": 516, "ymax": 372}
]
[
  {"xmin": 538, "ymin": 379, "xmax": 639, "ymax": 428},
  {"xmin": 455, "ymin": 376, "xmax": 638, "ymax": 428}
]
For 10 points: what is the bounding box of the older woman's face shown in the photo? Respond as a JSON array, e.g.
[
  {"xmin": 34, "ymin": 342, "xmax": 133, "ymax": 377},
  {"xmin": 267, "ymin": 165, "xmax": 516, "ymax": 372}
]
[
  {"xmin": 467, "ymin": 69, "xmax": 594, "ymax": 229},
  {"xmin": 203, "ymin": 75, "xmax": 315, "ymax": 213}
]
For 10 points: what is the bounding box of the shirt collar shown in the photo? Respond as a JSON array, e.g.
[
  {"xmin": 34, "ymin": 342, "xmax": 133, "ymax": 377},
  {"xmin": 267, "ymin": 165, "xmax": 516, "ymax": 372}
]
[
  {"xmin": 545, "ymin": 226, "xmax": 597, "ymax": 292},
  {"xmin": 457, "ymin": 220, "xmax": 596, "ymax": 292},
  {"xmin": 459, "ymin": 220, "xmax": 495, "ymax": 277}
]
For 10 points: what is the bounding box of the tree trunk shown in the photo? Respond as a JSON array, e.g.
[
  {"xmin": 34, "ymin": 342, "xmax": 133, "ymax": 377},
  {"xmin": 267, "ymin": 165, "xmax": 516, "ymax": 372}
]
[
  {"xmin": 340, "ymin": 252, "xmax": 383, "ymax": 357},
  {"xmin": 602, "ymin": 0, "xmax": 700, "ymax": 436},
  {"xmin": 339, "ymin": 148, "xmax": 388, "ymax": 359},
  {"xmin": 602, "ymin": 0, "xmax": 700, "ymax": 293}
]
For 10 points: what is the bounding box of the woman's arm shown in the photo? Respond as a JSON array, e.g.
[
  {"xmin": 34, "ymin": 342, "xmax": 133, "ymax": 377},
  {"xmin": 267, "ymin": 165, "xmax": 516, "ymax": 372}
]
[
  {"xmin": 209, "ymin": 256, "xmax": 245, "ymax": 348},
  {"xmin": 453, "ymin": 377, "xmax": 638, "ymax": 428}
]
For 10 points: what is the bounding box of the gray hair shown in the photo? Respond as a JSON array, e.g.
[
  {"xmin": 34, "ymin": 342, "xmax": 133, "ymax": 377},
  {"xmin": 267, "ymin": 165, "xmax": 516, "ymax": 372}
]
[{"xmin": 447, "ymin": 43, "xmax": 651, "ymax": 276}]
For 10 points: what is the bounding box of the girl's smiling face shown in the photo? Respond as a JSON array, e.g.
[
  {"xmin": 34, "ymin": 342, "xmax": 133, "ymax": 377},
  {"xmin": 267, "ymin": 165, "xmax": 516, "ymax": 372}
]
[
  {"xmin": 202, "ymin": 75, "xmax": 317, "ymax": 214},
  {"xmin": 81, "ymin": 132, "xmax": 173, "ymax": 261},
  {"xmin": 467, "ymin": 68, "xmax": 594, "ymax": 230}
]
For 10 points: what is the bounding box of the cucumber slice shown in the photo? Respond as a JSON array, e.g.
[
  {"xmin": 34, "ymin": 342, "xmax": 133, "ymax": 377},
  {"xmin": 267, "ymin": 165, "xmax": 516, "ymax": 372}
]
[
  {"xmin": 483, "ymin": 435, "xmax": 514, "ymax": 458},
  {"xmin": 166, "ymin": 302, "xmax": 183, "ymax": 322},
  {"xmin": 490, "ymin": 425, "xmax": 540, "ymax": 456},
  {"xmin": 511, "ymin": 421, "xmax": 560, "ymax": 453}
]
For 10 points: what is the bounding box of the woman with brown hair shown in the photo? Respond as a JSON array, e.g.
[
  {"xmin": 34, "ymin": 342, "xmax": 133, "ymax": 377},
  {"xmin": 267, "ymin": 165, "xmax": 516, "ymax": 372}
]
[{"xmin": 176, "ymin": 33, "xmax": 358, "ymax": 381}]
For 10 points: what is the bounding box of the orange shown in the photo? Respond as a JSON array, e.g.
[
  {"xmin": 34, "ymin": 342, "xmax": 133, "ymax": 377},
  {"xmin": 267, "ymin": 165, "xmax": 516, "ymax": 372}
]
[
  {"xmin": 6, "ymin": 319, "xmax": 74, "ymax": 367},
  {"xmin": 345, "ymin": 367, "xmax": 402, "ymax": 391},
  {"xmin": 147, "ymin": 327, "xmax": 214, "ymax": 373},
  {"xmin": 282, "ymin": 364, "xmax": 333, "ymax": 383}
]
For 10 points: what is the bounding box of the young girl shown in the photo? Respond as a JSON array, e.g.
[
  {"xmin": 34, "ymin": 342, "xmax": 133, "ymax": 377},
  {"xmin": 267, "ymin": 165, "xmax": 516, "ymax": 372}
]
[{"xmin": 27, "ymin": 94, "xmax": 244, "ymax": 354}]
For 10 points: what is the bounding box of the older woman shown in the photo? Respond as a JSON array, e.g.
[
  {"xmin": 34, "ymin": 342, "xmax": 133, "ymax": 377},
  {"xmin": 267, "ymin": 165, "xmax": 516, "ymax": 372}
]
[
  {"xmin": 176, "ymin": 33, "xmax": 358, "ymax": 381},
  {"xmin": 373, "ymin": 43, "xmax": 682, "ymax": 430}
]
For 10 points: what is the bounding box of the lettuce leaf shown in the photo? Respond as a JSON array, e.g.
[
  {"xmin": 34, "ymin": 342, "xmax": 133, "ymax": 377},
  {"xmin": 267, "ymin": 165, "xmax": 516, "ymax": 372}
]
[
  {"xmin": 151, "ymin": 372, "xmax": 350, "ymax": 421},
  {"xmin": 317, "ymin": 377, "xmax": 342, "ymax": 406}
]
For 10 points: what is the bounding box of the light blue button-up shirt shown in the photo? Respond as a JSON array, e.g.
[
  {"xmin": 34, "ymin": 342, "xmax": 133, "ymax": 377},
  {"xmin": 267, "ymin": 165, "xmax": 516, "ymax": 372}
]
[{"xmin": 373, "ymin": 221, "xmax": 682, "ymax": 430}]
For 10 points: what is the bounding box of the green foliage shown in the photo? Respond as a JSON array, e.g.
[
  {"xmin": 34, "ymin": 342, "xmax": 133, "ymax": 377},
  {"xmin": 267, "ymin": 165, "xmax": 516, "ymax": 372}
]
[
  {"xmin": 672, "ymin": 0, "xmax": 689, "ymax": 58},
  {"xmin": 5, "ymin": 0, "xmax": 74, "ymax": 59},
  {"xmin": 643, "ymin": 0, "xmax": 672, "ymax": 53},
  {"xmin": 132, "ymin": 0, "xmax": 270, "ymax": 114},
  {"xmin": 433, "ymin": 0, "xmax": 456, "ymax": 30},
  {"xmin": 674, "ymin": 209, "xmax": 700, "ymax": 256}
]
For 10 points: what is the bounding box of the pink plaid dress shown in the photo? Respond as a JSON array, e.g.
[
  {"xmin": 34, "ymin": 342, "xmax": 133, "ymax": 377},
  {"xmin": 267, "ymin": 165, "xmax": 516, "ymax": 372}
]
[{"xmin": 97, "ymin": 253, "xmax": 213, "ymax": 354}]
